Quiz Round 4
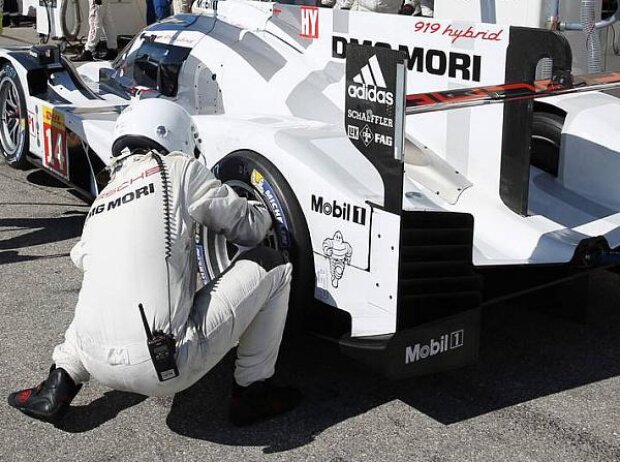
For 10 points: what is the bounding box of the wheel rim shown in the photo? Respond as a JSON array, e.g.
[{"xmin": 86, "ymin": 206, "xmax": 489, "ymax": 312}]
[
  {"xmin": 0, "ymin": 77, "xmax": 24, "ymax": 158},
  {"xmin": 201, "ymin": 179, "xmax": 280, "ymax": 280}
]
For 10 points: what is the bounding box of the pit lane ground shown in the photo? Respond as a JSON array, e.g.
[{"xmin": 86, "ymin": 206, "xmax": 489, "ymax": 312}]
[{"xmin": 2, "ymin": 27, "xmax": 620, "ymax": 462}]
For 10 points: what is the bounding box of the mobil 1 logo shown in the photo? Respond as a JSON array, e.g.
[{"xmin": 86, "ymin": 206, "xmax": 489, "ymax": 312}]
[{"xmin": 345, "ymin": 44, "xmax": 406, "ymax": 159}]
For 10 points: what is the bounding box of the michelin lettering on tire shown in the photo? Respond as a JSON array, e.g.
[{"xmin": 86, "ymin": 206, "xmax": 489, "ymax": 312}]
[
  {"xmin": 196, "ymin": 243, "xmax": 208, "ymax": 283},
  {"xmin": 250, "ymin": 169, "xmax": 292, "ymax": 260}
]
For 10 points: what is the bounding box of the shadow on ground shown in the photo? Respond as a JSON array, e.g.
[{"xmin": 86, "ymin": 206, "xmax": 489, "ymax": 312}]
[
  {"xmin": 56, "ymin": 391, "xmax": 148, "ymax": 433},
  {"xmin": 0, "ymin": 211, "xmax": 87, "ymax": 263},
  {"xmin": 25, "ymin": 170, "xmax": 69, "ymax": 189},
  {"xmin": 24, "ymin": 169, "xmax": 92, "ymax": 202},
  {"xmin": 165, "ymin": 270, "xmax": 620, "ymax": 453}
]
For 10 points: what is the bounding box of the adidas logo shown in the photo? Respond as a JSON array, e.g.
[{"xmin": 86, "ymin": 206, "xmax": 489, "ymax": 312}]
[
  {"xmin": 348, "ymin": 54, "xmax": 394, "ymax": 106},
  {"xmin": 352, "ymin": 54, "xmax": 387, "ymax": 87}
]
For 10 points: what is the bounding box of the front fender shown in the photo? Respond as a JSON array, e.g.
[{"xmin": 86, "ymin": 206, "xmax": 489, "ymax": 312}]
[{"xmin": 0, "ymin": 48, "xmax": 37, "ymax": 97}]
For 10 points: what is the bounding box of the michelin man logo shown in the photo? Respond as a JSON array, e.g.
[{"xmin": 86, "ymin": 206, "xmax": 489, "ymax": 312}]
[
  {"xmin": 322, "ymin": 231, "xmax": 352, "ymax": 288},
  {"xmin": 250, "ymin": 169, "xmax": 266, "ymax": 193}
]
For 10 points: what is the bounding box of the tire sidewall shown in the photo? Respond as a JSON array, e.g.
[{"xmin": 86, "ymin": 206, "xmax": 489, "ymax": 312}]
[
  {"xmin": 531, "ymin": 111, "xmax": 565, "ymax": 177},
  {"xmin": 198, "ymin": 150, "xmax": 315, "ymax": 314},
  {"xmin": 0, "ymin": 63, "xmax": 29, "ymax": 168},
  {"xmin": 532, "ymin": 112, "xmax": 564, "ymax": 143}
]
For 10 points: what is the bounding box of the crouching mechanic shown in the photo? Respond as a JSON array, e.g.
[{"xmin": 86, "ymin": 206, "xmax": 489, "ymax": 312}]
[{"xmin": 7, "ymin": 98, "xmax": 301, "ymax": 426}]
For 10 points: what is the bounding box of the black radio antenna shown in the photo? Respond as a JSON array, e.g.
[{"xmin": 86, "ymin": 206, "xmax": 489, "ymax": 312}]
[{"xmin": 138, "ymin": 303, "xmax": 154, "ymax": 341}]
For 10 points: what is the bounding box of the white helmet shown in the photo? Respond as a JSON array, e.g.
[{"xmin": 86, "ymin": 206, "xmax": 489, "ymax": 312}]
[{"xmin": 111, "ymin": 98, "xmax": 201, "ymax": 157}]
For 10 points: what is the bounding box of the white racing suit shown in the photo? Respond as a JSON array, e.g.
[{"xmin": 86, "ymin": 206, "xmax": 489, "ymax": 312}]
[
  {"xmin": 84, "ymin": 0, "xmax": 117, "ymax": 53},
  {"xmin": 172, "ymin": 0, "xmax": 189, "ymax": 14},
  {"xmin": 53, "ymin": 152, "xmax": 292, "ymax": 397}
]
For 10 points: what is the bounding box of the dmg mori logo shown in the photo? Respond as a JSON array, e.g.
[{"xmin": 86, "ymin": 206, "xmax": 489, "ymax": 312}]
[{"xmin": 405, "ymin": 330, "xmax": 465, "ymax": 364}]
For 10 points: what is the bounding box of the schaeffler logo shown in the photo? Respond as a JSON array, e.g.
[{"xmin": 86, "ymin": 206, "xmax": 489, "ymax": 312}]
[
  {"xmin": 348, "ymin": 54, "xmax": 394, "ymax": 106},
  {"xmin": 405, "ymin": 330, "xmax": 465, "ymax": 365}
]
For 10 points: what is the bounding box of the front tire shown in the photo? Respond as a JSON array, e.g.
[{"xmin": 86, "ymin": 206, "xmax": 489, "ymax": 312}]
[
  {"xmin": 196, "ymin": 150, "xmax": 315, "ymax": 324},
  {"xmin": 0, "ymin": 63, "xmax": 30, "ymax": 169}
]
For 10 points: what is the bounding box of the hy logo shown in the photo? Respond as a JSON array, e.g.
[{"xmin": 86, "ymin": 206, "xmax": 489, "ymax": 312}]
[
  {"xmin": 300, "ymin": 6, "xmax": 319, "ymax": 39},
  {"xmin": 405, "ymin": 330, "xmax": 465, "ymax": 365},
  {"xmin": 348, "ymin": 54, "xmax": 394, "ymax": 106}
]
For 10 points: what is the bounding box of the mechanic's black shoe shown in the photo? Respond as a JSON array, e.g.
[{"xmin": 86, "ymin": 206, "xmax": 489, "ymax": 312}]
[
  {"xmin": 71, "ymin": 49, "xmax": 94, "ymax": 62},
  {"xmin": 93, "ymin": 48, "xmax": 117, "ymax": 61},
  {"xmin": 229, "ymin": 378, "xmax": 302, "ymax": 426},
  {"xmin": 7, "ymin": 366, "xmax": 82, "ymax": 422},
  {"xmin": 10, "ymin": 16, "xmax": 20, "ymax": 27}
]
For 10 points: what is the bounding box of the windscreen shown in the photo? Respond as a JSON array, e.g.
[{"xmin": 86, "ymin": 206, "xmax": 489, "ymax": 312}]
[{"xmin": 102, "ymin": 36, "xmax": 192, "ymax": 98}]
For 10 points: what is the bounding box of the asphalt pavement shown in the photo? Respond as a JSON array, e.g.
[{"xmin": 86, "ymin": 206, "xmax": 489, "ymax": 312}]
[{"xmin": 2, "ymin": 25, "xmax": 620, "ymax": 462}]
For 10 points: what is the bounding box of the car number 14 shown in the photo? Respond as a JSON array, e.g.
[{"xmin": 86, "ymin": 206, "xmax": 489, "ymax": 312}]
[{"xmin": 42, "ymin": 105, "xmax": 69, "ymax": 180}]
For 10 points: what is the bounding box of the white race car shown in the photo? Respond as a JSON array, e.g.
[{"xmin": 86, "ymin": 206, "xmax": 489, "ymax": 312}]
[{"xmin": 2, "ymin": 0, "xmax": 620, "ymax": 378}]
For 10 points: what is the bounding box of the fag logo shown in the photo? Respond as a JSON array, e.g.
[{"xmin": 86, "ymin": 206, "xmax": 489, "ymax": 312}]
[
  {"xmin": 405, "ymin": 329, "xmax": 465, "ymax": 365},
  {"xmin": 348, "ymin": 55, "xmax": 394, "ymax": 106},
  {"xmin": 300, "ymin": 6, "xmax": 319, "ymax": 39}
]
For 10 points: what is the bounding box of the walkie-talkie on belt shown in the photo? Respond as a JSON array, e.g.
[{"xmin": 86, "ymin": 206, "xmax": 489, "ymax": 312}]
[{"xmin": 139, "ymin": 303, "xmax": 179, "ymax": 382}]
